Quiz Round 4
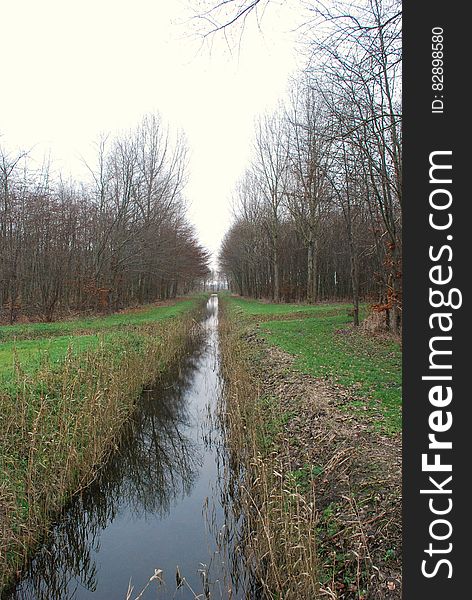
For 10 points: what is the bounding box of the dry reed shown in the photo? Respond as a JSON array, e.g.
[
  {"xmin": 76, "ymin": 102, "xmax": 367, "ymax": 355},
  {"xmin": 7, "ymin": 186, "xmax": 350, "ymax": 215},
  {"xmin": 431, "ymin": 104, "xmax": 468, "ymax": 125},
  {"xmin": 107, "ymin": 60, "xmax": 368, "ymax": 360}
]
[{"xmin": 217, "ymin": 299, "xmax": 320, "ymax": 599}]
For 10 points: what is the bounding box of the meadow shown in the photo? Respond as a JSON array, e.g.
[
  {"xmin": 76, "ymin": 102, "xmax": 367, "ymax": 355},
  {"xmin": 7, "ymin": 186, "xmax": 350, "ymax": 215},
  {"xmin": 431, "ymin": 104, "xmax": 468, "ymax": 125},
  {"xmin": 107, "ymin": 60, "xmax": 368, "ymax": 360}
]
[
  {"xmin": 0, "ymin": 299, "xmax": 196, "ymax": 342},
  {"xmin": 0, "ymin": 300, "xmax": 197, "ymax": 387}
]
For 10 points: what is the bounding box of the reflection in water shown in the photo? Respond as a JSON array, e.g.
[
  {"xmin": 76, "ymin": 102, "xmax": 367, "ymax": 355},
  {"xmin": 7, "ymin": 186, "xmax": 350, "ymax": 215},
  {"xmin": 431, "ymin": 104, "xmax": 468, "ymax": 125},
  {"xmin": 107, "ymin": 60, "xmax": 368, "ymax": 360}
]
[{"xmin": 9, "ymin": 295, "xmax": 238, "ymax": 600}]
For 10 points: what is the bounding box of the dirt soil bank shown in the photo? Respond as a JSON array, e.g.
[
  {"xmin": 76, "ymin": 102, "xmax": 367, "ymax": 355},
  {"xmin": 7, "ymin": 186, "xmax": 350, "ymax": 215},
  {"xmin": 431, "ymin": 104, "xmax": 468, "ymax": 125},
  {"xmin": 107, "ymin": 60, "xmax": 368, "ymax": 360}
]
[{"xmin": 243, "ymin": 331, "xmax": 402, "ymax": 600}]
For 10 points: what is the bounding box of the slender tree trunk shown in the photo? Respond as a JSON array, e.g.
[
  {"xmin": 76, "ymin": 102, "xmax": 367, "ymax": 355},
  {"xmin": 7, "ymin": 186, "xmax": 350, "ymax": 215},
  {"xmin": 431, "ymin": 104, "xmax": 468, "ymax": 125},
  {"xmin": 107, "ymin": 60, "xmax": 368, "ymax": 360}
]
[
  {"xmin": 350, "ymin": 252, "xmax": 360, "ymax": 326},
  {"xmin": 347, "ymin": 218, "xmax": 360, "ymax": 326},
  {"xmin": 389, "ymin": 243, "xmax": 401, "ymax": 334},
  {"xmin": 306, "ymin": 238, "xmax": 318, "ymax": 304},
  {"xmin": 273, "ymin": 249, "xmax": 280, "ymax": 302}
]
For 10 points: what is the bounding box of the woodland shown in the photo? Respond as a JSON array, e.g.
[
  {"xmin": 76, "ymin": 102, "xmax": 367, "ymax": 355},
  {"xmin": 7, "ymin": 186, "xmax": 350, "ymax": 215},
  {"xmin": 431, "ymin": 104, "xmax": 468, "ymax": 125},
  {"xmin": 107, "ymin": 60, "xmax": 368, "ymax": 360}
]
[
  {"xmin": 0, "ymin": 114, "xmax": 210, "ymax": 323},
  {"xmin": 218, "ymin": 0, "xmax": 402, "ymax": 331}
]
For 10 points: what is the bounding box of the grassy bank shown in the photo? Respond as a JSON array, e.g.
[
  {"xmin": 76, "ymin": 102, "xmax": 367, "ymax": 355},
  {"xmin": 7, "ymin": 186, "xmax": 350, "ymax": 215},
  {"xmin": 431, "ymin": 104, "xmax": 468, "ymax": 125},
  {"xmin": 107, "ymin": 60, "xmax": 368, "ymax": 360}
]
[
  {"xmin": 0, "ymin": 297, "xmax": 203, "ymax": 592},
  {"xmin": 0, "ymin": 299, "xmax": 198, "ymax": 389},
  {"xmin": 225, "ymin": 296, "xmax": 357, "ymax": 318},
  {"xmin": 0, "ymin": 298, "xmax": 197, "ymax": 343},
  {"xmin": 218, "ymin": 295, "xmax": 402, "ymax": 599},
  {"xmin": 218, "ymin": 297, "xmax": 319, "ymax": 599},
  {"xmin": 229, "ymin": 296, "xmax": 401, "ymax": 435}
]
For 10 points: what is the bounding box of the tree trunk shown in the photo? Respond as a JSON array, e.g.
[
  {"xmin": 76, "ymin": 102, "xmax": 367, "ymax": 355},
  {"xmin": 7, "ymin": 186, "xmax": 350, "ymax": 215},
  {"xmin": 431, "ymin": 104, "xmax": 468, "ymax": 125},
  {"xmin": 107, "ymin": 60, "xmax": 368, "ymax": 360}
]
[
  {"xmin": 347, "ymin": 226, "xmax": 360, "ymax": 326},
  {"xmin": 306, "ymin": 238, "xmax": 317, "ymax": 304},
  {"xmin": 351, "ymin": 254, "xmax": 360, "ymax": 327},
  {"xmin": 273, "ymin": 244, "xmax": 280, "ymax": 302}
]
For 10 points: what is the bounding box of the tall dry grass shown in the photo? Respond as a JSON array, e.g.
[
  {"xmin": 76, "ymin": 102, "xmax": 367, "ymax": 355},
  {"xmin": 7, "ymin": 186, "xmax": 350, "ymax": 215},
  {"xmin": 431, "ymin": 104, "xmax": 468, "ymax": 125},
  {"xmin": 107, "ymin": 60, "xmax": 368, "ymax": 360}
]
[
  {"xmin": 218, "ymin": 299, "xmax": 319, "ymax": 599},
  {"xmin": 0, "ymin": 307, "xmax": 201, "ymax": 593}
]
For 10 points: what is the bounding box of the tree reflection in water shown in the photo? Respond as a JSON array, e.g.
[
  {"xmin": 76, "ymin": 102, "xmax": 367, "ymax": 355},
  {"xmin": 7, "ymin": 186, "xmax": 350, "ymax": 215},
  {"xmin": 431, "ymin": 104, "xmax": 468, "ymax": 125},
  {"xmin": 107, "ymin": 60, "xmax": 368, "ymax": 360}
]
[{"xmin": 10, "ymin": 348, "xmax": 204, "ymax": 600}]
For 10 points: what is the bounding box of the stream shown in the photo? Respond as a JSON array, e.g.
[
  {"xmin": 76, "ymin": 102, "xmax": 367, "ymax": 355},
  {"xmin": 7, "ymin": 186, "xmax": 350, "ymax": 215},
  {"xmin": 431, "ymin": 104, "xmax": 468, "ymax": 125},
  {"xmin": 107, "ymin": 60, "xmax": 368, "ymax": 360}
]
[{"xmin": 7, "ymin": 295, "xmax": 246, "ymax": 600}]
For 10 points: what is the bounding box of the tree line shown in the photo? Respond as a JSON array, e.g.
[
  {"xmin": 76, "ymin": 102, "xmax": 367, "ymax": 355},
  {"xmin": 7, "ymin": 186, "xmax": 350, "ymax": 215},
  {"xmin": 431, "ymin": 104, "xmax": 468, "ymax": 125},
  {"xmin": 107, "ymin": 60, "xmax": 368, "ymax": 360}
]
[
  {"xmin": 0, "ymin": 114, "xmax": 210, "ymax": 323},
  {"xmin": 218, "ymin": 0, "xmax": 401, "ymax": 331}
]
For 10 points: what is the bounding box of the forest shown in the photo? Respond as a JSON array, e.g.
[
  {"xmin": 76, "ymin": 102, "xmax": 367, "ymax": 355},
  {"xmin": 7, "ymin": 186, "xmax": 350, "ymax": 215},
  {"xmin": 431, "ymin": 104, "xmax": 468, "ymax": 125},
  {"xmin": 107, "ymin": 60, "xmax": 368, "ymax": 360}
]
[
  {"xmin": 219, "ymin": 0, "xmax": 401, "ymax": 331},
  {"xmin": 0, "ymin": 114, "xmax": 210, "ymax": 324}
]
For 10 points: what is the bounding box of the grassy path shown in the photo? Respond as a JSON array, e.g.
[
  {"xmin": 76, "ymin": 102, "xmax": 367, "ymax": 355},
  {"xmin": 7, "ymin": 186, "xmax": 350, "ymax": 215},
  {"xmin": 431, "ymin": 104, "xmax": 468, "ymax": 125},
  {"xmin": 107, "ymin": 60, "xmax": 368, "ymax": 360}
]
[
  {"xmin": 227, "ymin": 297, "xmax": 402, "ymax": 433},
  {"xmin": 228, "ymin": 295, "xmax": 401, "ymax": 434},
  {"xmin": 0, "ymin": 299, "xmax": 196, "ymax": 342}
]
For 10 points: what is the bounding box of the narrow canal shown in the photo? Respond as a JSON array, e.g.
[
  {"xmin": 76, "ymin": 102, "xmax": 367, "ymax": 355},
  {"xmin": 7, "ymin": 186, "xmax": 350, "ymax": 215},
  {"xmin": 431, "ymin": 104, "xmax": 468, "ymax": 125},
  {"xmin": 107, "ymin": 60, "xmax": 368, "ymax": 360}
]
[{"xmin": 8, "ymin": 295, "xmax": 244, "ymax": 600}]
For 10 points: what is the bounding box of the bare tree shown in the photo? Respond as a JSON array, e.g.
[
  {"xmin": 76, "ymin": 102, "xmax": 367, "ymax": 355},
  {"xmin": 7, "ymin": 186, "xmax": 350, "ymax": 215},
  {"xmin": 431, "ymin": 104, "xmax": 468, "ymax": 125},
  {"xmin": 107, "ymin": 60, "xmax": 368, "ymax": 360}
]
[
  {"xmin": 252, "ymin": 111, "xmax": 290, "ymax": 302},
  {"xmin": 0, "ymin": 114, "xmax": 210, "ymax": 323},
  {"xmin": 285, "ymin": 82, "xmax": 333, "ymax": 303},
  {"xmin": 308, "ymin": 0, "xmax": 402, "ymax": 329}
]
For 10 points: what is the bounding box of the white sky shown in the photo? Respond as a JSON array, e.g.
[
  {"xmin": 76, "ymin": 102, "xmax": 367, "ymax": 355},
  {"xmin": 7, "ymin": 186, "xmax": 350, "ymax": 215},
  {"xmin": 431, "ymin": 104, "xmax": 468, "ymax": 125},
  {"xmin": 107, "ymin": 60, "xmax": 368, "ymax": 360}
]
[{"xmin": 1, "ymin": 0, "xmax": 303, "ymax": 268}]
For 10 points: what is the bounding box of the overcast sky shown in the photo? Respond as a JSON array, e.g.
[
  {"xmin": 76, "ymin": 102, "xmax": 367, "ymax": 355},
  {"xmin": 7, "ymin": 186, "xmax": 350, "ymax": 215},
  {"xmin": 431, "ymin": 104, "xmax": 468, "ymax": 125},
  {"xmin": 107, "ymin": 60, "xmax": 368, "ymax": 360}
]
[{"xmin": 1, "ymin": 0, "xmax": 304, "ymax": 267}]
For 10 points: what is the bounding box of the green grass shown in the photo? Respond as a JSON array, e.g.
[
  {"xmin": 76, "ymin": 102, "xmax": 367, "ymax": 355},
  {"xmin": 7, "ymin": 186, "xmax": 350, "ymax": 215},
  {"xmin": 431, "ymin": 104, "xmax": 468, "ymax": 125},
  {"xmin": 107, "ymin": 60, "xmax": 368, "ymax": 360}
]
[
  {"xmin": 227, "ymin": 296, "xmax": 356, "ymax": 317},
  {"xmin": 0, "ymin": 298, "xmax": 199, "ymax": 388},
  {"xmin": 0, "ymin": 335, "xmax": 99, "ymax": 387},
  {"xmin": 0, "ymin": 299, "xmax": 196, "ymax": 342},
  {"xmin": 287, "ymin": 464, "xmax": 323, "ymax": 494},
  {"xmin": 225, "ymin": 296, "xmax": 402, "ymax": 434},
  {"xmin": 257, "ymin": 394, "xmax": 295, "ymax": 453}
]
